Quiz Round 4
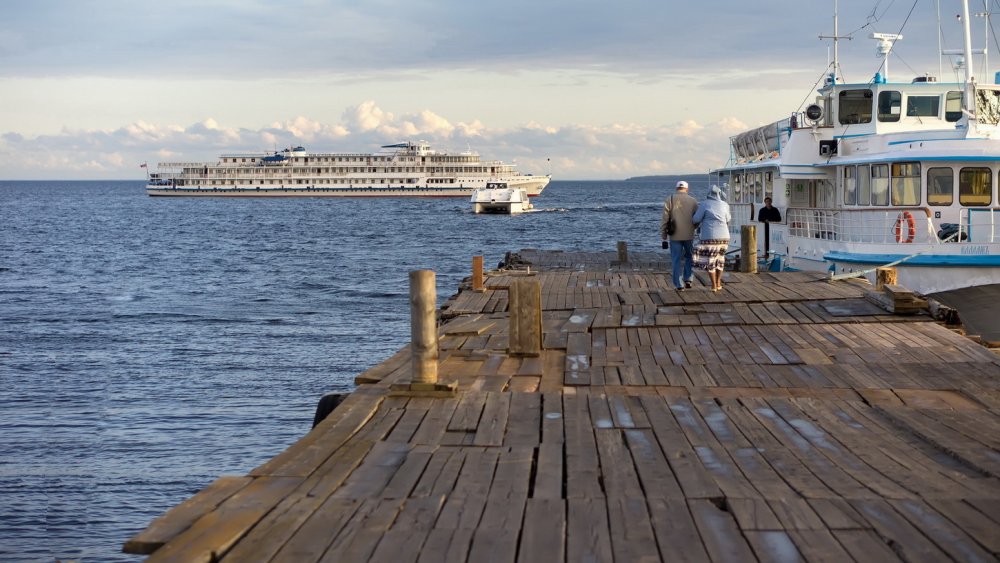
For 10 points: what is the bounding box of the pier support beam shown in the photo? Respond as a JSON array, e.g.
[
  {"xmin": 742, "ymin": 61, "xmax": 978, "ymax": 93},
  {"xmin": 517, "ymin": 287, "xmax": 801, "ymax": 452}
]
[
  {"xmin": 509, "ymin": 279, "xmax": 543, "ymax": 356},
  {"xmin": 392, "ymin": 269, "xmax": 456, "ymax": 397},
  {"xmin": 472, "ymin": 255, "xmax": 485, "ymax": 292},
  {"xmin": 740, "ymin": 226, "xmax": 758, "ymax": 273}
]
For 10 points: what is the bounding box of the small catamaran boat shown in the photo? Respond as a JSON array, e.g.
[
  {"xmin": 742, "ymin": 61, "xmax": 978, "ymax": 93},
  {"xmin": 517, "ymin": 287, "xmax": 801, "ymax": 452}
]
[
  {"xmin": 713, "ymin": 0, "xmax": 1000, "ymax": 296},
  {"xmin": 470, "ymin": 182, "xmax": 534, "ymax": 214}
]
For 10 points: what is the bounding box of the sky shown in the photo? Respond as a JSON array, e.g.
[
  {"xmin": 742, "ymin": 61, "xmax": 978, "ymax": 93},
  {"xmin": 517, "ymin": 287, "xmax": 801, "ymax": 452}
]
[{"xmin": 0, "ymin": 0, "xmax": 987, "ymax": 180}]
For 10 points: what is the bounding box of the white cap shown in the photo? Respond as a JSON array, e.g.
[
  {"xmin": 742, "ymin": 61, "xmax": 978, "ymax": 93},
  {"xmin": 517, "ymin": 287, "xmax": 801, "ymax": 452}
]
[{"xmin": 676, "ymin": 180, "xmax": 688, "ymax": 189}]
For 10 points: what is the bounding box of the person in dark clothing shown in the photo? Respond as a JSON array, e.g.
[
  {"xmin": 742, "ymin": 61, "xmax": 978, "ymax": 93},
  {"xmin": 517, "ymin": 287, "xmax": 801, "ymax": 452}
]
[{"xmin": 757, "ymin": 197, "xmax": 782, "ymax": 222}]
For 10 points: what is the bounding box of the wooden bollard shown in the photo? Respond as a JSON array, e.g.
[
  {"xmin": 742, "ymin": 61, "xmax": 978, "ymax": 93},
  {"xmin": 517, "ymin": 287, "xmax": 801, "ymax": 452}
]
[
  {"xmin": 509, "ymin": 279, "xmax": 542, "ymax": 356},
  {"xmin": 740, "ymin": 225, "xmax": 757, "ymax": 273},
  {"xmin": 472, "ymin": 255, "xmax": 484, "ymax": 292},
  {"xmin": 410, "ymin": 269, "xmax": 438, "ymax": 385},
  {"xmin": 617, "ymin": 241, "xmax": 628, "ymax": 263},
  {"xmin": 392, "ymin": 270, "xmax": 456, "ymax": 396},
  {"xmin": 876, "ymin": 267, "xmax": 897, "ymax": 290}
]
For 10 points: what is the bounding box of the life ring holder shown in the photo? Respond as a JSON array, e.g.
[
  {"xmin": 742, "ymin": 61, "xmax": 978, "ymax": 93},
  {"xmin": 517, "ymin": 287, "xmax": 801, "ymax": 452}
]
[{"xmin": 893, "ymin": 211, "xmax": 916, "ymax": 243}]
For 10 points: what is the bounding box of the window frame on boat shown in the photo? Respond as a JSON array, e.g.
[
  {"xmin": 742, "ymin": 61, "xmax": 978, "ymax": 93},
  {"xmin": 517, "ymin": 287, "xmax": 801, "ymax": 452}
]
[
  {"xmin": 927, "ymin": 166, "xmax": 955, "ymax": 206},
  {"xmin": 960, "ymin": 167, "xmax": 993, "ymax": 206},
  {"xmin": 838, "ymin": 89, "xmax": 874, "ymax": 125},
  {"xmin": 853, "ymin": 87, "xmax": 963, "ymax": 124},
  {"xmin": 891, "ymin": 162, "xmax": 921, "ymax": 206}
]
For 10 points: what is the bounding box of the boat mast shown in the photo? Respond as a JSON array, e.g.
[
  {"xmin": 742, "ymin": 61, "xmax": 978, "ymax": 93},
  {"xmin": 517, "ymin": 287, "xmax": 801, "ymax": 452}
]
[
  {"xmin": 961, "ymin": 0, "xmax": 976, "ymax": 122},
  {"xmin": 818, "ymin": 0, "xmax": 850, "ymax": 82}
]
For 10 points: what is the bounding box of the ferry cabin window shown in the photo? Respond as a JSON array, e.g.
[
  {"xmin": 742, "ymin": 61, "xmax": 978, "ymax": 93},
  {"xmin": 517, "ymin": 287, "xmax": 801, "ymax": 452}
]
[
  {"xmin": 959, "ymin": 167, "xmax": 993, "ymax": 206},
  {"xmin": 842, "ymin": 166, "xmax": 857, "ymax": 205},
  {"xmin": 753, "ymin": 172, "xmax": 763, "ymax": 203},
  {"xmin": 906, "ymin": 96, "xmax": 940, "ymax": 117},
  {"xmin": 877, "ymin": 91, "xmax": 902, "ymax": 122},
  {"xmin": 857, "ymin": 165, "xmax": 871, "ymax": 205},
  {"xmin": 945, "ymin": 92, "xmax": 962, "ymax": 122},
  {"xmin": 891, "ymin": 162, "xmax": 920, "ymax": 205},
  {"xmin": 871, "ymin": 164, "xmax": 890, "ymax": 205},
  {"xmin": 764, "ymin": 171, "xmax": 773, "ymax": 200},
  {"xmin": 927, "ymin": 167, "xmax": 954, "ymax": 205},
  {"xmin": 838, "ymin": 89, "xmax": 873, "ymax": 124}
]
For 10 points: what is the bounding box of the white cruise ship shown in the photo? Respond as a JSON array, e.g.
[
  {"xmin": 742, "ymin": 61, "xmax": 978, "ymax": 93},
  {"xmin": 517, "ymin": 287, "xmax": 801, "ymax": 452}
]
[
  {"xmin": 712, "ymin": 0, "xmax": 1000, "ymax": 296},
  {"xmin": 146, "ymin": 141, "xmax": 550, "ymax": 197}
]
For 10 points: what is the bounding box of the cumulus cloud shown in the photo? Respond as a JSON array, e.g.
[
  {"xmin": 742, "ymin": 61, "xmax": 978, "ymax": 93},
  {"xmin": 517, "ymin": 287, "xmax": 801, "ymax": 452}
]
[{"xmin": 0, "ymin": 101, "xmax": 739, "ymax": 180}]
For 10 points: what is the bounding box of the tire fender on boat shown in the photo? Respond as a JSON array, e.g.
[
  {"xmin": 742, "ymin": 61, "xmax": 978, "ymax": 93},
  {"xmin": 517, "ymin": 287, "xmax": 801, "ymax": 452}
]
[{"xmin": 312, "ymin": 392, "xmax": 347, "ymax": 428}]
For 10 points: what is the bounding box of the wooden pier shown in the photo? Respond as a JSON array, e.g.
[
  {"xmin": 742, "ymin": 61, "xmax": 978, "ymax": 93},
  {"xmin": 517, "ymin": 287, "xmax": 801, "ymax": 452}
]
[{"xmin": 125, "ymin": 249, "xmax": 1000, "ymax": 562}]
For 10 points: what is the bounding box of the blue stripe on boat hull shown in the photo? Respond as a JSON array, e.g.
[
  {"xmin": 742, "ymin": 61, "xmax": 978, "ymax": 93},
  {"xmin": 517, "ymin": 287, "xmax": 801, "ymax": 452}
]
[{"xmin": 824, "ymin": 251, "xmax": 1000, "ymax": 267}]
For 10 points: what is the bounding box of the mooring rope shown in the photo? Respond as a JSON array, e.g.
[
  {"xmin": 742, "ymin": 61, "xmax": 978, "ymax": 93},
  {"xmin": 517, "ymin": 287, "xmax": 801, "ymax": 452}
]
[{"xmin": 827, "ymin": 227, "xmax": 960, "ymax": 281}]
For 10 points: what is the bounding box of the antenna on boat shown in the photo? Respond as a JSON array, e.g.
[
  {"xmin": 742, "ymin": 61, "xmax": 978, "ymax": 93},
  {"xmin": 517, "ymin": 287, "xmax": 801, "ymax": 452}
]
[
  {"xmin": 819, "ymin": 0, "xmax": 851, "ymax": 83},
  {"xmin": 871, "ymin": 32, "xmax": 903, "ymax": 81}
]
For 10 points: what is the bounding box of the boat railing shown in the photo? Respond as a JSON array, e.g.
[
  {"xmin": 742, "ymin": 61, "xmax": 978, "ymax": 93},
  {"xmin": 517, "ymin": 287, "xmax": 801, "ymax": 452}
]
[
  {"xmin": 785, "ymin": 207, "xmax": 939, "ymax": 244},
  {"xmin": 961, "ymin": 207, "xmax": 1000, "ymax": 243}
]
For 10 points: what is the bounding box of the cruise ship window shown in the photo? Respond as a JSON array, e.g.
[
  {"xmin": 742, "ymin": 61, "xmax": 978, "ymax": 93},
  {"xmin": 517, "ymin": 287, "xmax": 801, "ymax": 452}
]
[
  {"xmin": 959, "ymin": 167, "xmax": 992, "ymax": 206},
  {"xmin": 877, "ymin": 91, "xmax": 902, "ymax": 122},
  {"xmin": 838, "ymin": 89, "xmax": 873, "ymax": 124},
  {"xmin": 927, "ymin": 167, "xmax": 954, "ymax": 205},
  {"xmin": 891, "ymin": 162, "xmax": 921, "ymax": 205},
  {"xmin": 871, "ymin": 164, "xmax": 890, "ymax": 205},
  {"xmin": 906, "ymin": 96, "xmax": 940, "ymax": 117}
]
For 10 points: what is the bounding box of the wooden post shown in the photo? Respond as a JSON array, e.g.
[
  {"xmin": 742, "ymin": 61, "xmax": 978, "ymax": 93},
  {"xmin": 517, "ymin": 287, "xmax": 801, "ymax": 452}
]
[
  {"xmin": 509, "ymin": 279, "xmax": 542, "ymax": 356},
  {"xmin": 617, "ymin": 241, "xmax": 628, "ymax": 263},
  {"xmin": 741, "ymin": 225, "xmax": 757, "ymax": 273},
  {"xmin": 472, "ymin": 255, "xmax": 484, "ymax": 292},
  {"xmin": 876, "ymin": 267, "xmax": 897, "ymax": 290},
  {"xmin": 392, "ymin": 270, "xmax": 456, "ymax": 396},
  {"xmin": 410, "ymin": 269, "xmax": 438, "ymax": 385}
]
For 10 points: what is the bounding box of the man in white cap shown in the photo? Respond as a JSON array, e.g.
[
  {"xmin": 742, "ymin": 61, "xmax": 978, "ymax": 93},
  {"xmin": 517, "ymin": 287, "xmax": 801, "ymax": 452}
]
[{"xmin": 660, "ymin": 180, "xmax": 699, "ymax": 290}]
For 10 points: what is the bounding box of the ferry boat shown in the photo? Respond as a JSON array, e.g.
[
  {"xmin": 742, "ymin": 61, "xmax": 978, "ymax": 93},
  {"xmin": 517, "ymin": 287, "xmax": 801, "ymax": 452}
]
[
  {"xmin": 471, "ymin": 182, "xmax": 534, "ymax": 214},
  {"xmin": 146, "ymin": 141, "xmax": 550, "ymax": 198},
  {"xmin": 712, "ymin": 0, "xmax": 1000, "ymax": 296}
]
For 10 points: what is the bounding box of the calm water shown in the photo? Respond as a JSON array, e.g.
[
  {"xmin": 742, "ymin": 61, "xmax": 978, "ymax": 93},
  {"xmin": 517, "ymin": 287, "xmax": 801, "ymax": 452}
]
[{"xmin": 0, "ymin": 179, "xmax": 706, "ymax": 561}]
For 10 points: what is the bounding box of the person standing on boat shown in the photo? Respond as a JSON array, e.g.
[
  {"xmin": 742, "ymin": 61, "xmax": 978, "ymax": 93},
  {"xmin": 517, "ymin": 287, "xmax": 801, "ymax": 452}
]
[
  {"xmin": 757, "ymin": 197, "xmax": 781, "ymax": 223},
  {"xmin": 693, "ymin": 186, "xmax": 732, "ymax": 292},
  {"xmin": 660, "ymin": 180, "xmax": 699, "ymax": 290}
]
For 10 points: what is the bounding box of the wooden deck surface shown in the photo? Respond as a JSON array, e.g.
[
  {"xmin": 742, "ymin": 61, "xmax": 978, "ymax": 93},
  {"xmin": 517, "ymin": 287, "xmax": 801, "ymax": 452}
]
[{"xmin": 125, "ymin": 249, "xmax": 1000, "ymax": 562}]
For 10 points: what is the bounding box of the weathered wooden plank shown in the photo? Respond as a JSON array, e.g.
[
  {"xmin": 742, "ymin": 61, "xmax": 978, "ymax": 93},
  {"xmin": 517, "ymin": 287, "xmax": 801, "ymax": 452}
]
[
  {"xmin": 503, "ymin": 391, "xmax": 541, "ymax": 447},
  {"xmin": 123, "ymin": 476, "xmax": 253, "ymax": 555},
  {"xmin": 447, "ymin": 391, "xmax": 487, "ymax": 432},
  {"xmin": 144, "ymin": 476, "xmax": 304, "ymax": 563},
  {"xmin": 849, "ymin": 498, "xmax": 951, "ymax": 562},
  {"xmin": 518, "ymin": 499, "xmax": 566, "ymax": 563},
  {"xmin": 473, "ymin": 392, "xmax": 512, "ymax": 446},
  {"xmin": 368, "ymin": 496, "xmax": 447, "ymax": 563},
  {"xmin": 564, "ymin": 393, "xmax": 603, "ymax": 499},
  {"xmin": 567, "ymin": 498, "xmax": 614, "ymax": 563},
  {"xmin": 688, "ymin": 498, "xmax": 757, "ymax": 562}
]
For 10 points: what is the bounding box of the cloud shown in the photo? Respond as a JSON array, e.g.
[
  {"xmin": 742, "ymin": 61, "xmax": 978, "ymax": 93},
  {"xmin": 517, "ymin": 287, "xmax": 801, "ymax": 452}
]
[{"xmin": 0, "ymin": 101, "xmax": 742, "ymax": 180}]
